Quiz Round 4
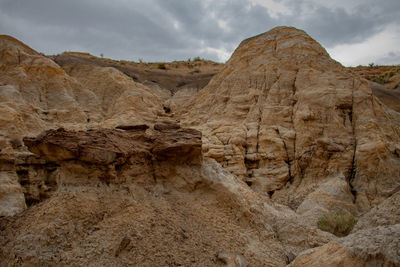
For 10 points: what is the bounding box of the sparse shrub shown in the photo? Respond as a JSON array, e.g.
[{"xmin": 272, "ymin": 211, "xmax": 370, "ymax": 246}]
[
  {"xmin": 193, "ymin": 56, "xmax": 202, "ymax": 62},
  {"xmin": 372, "ymin": 67, "xmax": 400, "ymax": 84},
  {"xmin": 368, "ymin": 62, "xmax": 375, "ymax": 67},
  {"xmin": 157, "ymin": 62, "xmax": 166, "ymax": 69},
  {"xmin": 317, "ymin": 210, "xmax": 357, "ymax": 237}
]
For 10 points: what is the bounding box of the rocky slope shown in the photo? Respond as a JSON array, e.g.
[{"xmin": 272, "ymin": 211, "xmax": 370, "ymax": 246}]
[
  {"xmin": 52, "ymin": 52, "xmax": 223, "ymax": 95},
  {"xmin": 349, "ymin": 65, "xmax": 400, "ymax": 113},
  {"xmin": 178, "ymin": 27, "xmax": 400, "ymax": 214},
  {"xmin": 0, "ymin": 27, "xmax": 399, "ymax": 266},
  {"xmin": 350, "ymin": 65, "xmax": 400, "ymax": 91}
]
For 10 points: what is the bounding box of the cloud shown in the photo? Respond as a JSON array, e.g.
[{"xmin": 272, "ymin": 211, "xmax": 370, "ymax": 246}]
[
  {"xmin": 288, "ymin": 0, "xmax": 400, "ymax": 47},
  {"xmin": 377, "ymin": 52, "xmax": 400, "ymax": 66},
  {"xmin": 0, "ymin": 0, "xmax": 399, "ymax": 65},
  {"xmin": 0, "ymin": 0, "xmax": 191, "ymax": 60},
  {"xmin": 249, "ymin": 0, "xmax": 292, "ymax": 18},
  {"xmin": 327, "ymin": 24, "xmax": 400, "ymax": 66}
]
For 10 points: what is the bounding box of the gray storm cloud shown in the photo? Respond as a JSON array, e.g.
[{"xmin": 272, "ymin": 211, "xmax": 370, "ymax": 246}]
[{"xmin": 0, "ymin": 0, "xmax": 399, "ymax": 65}]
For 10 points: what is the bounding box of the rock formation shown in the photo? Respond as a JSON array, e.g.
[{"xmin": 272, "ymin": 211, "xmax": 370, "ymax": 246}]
[
  {"xmin": 178, "ymin": 27, "xmax": 400, "ymax": 216},
  {"xmin": 19, "ymin": 125, "xmax": 202, "ymax": 202},
  {"xmin": 290, "ymin": 224, "xmax": 400, "ymax": 267},
  {"xmin": 0, "ymin": 27, "xmax": 399, "ymax": 266},
  {"xmin": 0, "ymin": 34, "xmax": 166, "ymax": 139},
  {"xmin": 0, "ymin": 35, "xmax": 90, "ymax": 139}
]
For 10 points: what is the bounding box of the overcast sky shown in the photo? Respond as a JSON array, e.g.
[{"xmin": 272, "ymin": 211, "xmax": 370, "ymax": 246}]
[{"xmin": 0, "ymin": 0, "xmax": 399, "ymax": 66}]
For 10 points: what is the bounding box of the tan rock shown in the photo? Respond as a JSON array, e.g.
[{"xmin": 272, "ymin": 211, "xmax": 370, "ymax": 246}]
[
  {"xmin": 201, "ymin": 159, "xmax": 334, "ymax": 254},
  {"xmin": 370, "ymin": 81, "xmax": 400, "ymax": 112},
  {"xmin": 290, "ymin": 224, "xmax": 400, "ymax": 267},
  {"xmin": 0, "ymin": 35, "xmax": 166, "ymax": 144},
  {"xmin": 0, "ymin": 129, "xmax": 333, "ymax": 266},
  {"xmin": 0, "ymin": 156, "xmax": 26, "ymax": 216},
  {"xmin": 296, "ymin": 178, "xmax": 357, "ymax": 225},
  {"xmin": 59, "ymin": 61, "xmax": 165, "ymax": 126},
  {"xmin": 217, "ymin": 250, "xmax": 248, "ymax": 267},
  {"xmin": 178, "ymin": 26, "xmax": 400, "ymax": 214},
  {"xmin": 0, "ymin": 27, "xmax": 399, "ymax": 267},
  {"xmin": 288, "ymin": 242, "xmax": 364, "ymax": 267},
  {"xmin": 23, "ymin": 127, "xmax": 153, "ymax": 165},
  {"xmin": 21, "ymin": 126, "xmax": 202, "ymax": 189},
  {"xmin": 353, "ymin": 190, "xmax": 400, "ymax": 231},
  {"xmin": 0, "ymin": 35, "xmax": 91, "ymax": 139}
]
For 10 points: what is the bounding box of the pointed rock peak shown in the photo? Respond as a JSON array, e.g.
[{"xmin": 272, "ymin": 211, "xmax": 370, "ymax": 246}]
[
  {"xmin": 180, "ymin": 25, "xmax": 400, "ymax": 215},
  {"xmin": 229, "ymin": 26, "xmax": 332, "ymax": 66},
  {"xmin": 241, "ymin": 26, "xmax": 308, "ymax": 44}
]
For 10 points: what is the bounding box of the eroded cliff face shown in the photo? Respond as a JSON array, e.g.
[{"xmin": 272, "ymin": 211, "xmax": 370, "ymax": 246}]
[
  {"xmin": 0, "ymin": 27, "xmax": 399, "ymax": 266},
  {"xmin": 0, "ymin": 35, "xmax": 89, "ymax": 139},
  {"xmin": 0, "ymin": 34, "xmax": 166, "ymax": 140},
  {"xmin": 1, "ymin": 125, "xmax": 333, "ymax": 266},
  {"xmin": 0, "ymin": 34, "xmax": 168, "ymax": 220},
  {"xmin": 178, "ymin": 27, "xmax": 400, "ymax": 216}
]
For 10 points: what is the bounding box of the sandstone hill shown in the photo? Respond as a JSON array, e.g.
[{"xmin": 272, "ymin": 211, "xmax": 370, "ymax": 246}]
[{"xmin": 0, "ymin": 27, "xmax": 399, "ymax": 266}]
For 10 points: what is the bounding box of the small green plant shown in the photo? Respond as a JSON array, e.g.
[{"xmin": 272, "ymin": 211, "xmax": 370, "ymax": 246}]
[
  {"xmin": 372, "ymin": 67, "xmax": 400, "ymax": 84},
  {"xmin": 317, "ymin": 210, "xmax": 357, "ymax": 237},
  {"xmin": 157, "ymin": 62, "xmax": 166, "ymax": 69},
  {"xmin": 193, "ymin": 56, "xmax": 202, "ymax": 62}
]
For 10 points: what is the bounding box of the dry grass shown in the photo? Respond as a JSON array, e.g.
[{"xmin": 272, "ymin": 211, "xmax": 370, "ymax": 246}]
[
  {"xmin": 372, "ymin": 67, "xmax": 400, "ymax": 84},
  {"xmin": 317, "ymin": 210, "xmax": 357, "ymax": 237}
]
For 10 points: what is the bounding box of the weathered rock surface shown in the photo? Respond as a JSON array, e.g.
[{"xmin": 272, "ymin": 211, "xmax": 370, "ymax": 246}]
[
  {"xmin": 0, "ymin": 27, "xmax": 399, "ymax": 266},
  {"xmin": 22, "ymin": 125, "xmax": 202, "ymax": 186},
  {"xmin": 23, "ymin": 127, "xmax": 153, "ymax": 165},
  {"xmin": 217, "ymin": 250, "xmax": 248, "ymax": 267},
  {"xmin": 290, "ymin": 225, "xmax": 400, "ymax": 266},
  {"xmin": 0, "ymin": 155, "xmax": 26, "ymax": 216},
  {"xmin": 0, "ymin": 34, "xmax": 165, "ymax": 148},
  {"xmin": 53, "ymin": 52, "xmax": 223, "ymax": 96},
  {"xmin": 370, "ymin": 81, "xmax": 400, "ymax": 112},
  {"xmin": 350, "ymin": 65, "xmax": 400, "ymax": 91},
  {"xmin": 54, "ymin": 59, "xmax": 165, "ymax": 127},
  {"xmin": 353, "ymin": 190, "xmax": 400, "ymax": 231},
  {"xmin": 178, "ymin": 27, "xmax": 400, "ymax": 217},
  {"xmin": 0, "ymin": 127, "xmax": 332, "ymax": 266},
  {"xmin": 288, "ymin": 242, "xmax": 364, "ymax": 267},
  {"xmin": 0, "ymin": 35, "xmax": 89, "ymax": 139}
]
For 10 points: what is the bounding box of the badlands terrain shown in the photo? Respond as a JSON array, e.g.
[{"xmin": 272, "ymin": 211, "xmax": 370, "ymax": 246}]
[{"xmin": 0, "ymin": 27, "xmax": 399, "ymax": 266}]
